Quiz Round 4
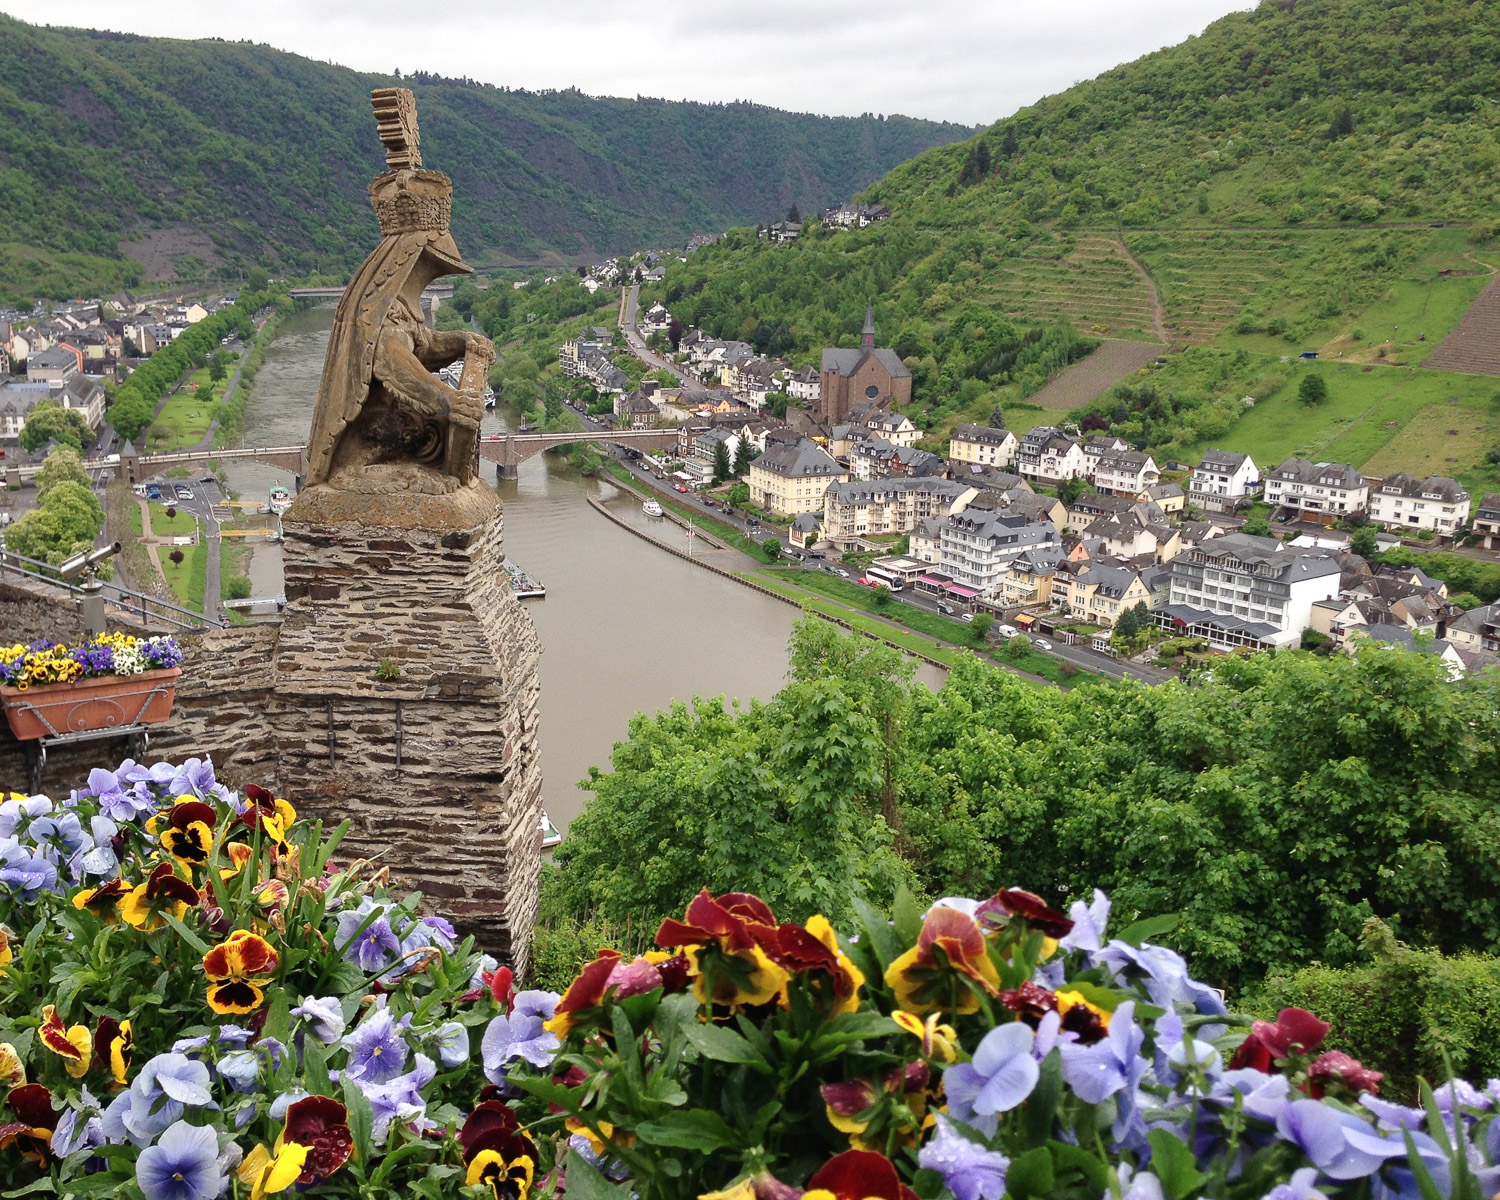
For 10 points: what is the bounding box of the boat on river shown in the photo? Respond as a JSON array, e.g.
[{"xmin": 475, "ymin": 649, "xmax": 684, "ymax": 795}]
[
  {"xmin": 503, "ymin": 560, "xmax": 545, "ymax": 599},
  {"xmin": 642, "ymin": 498, "xmax": 664, "ymax": 518},
  {"xmin": 540, "ymin": 809, "xmax": 562, "ymax": 851},
  {"xmin": 268, "ymin": 484, "xmax": 293, "ymax": 516}
]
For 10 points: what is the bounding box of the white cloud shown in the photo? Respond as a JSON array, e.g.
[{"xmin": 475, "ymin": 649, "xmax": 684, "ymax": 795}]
[{"xmin": 2, "ymin": 0, "xmax": 1254, "ymax": 125}]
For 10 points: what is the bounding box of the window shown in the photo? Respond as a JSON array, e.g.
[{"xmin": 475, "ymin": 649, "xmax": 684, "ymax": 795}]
[{"xmin": 865, "ymin": 385, "xmax": 880, "ymax": 399}]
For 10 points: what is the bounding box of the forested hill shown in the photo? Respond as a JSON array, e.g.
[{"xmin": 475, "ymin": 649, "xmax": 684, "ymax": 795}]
[{"xmin": 0, "ymin": 16, "xmax": 971, "ymax": 302}]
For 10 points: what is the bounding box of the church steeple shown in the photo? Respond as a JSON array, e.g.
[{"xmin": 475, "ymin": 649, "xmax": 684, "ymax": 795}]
[{"xmin": 861, "ymin": 304, "xmax": 875, "ymax": 349}]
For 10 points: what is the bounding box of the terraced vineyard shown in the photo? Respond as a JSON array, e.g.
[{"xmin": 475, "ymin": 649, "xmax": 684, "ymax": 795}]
[
  {"xmin": 1424, "ymin": 276, "xmax": 1500, "ymax": 377},
  {"xmin": 975, "ymin": 235, "xmax": 1158, "ymax": 340},
  {"xmin": 1028, "ymin": 340, "xmax": 1164, "ymax": 411},
  {"xmin": 1125, "ymin": 228, "xmax": 1445, "ymax": 345}
]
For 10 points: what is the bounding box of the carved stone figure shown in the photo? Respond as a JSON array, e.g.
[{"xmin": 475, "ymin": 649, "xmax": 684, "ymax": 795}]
[{"xmin": 303, "ymin": 88, "xmax": 494, "ymax": 497}]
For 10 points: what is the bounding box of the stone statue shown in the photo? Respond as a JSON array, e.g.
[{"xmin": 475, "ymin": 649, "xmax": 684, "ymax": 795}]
[{"xmin": 303, "ymin": 88, "xmax": 494, "ymax": 497}]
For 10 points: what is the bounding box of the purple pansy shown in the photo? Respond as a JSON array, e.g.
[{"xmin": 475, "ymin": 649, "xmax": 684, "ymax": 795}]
[
  {"xmin": 134, "ymin": 1119, "xmax": 223, "ymax": 1200},
  {"xmin": 919, "ymin": 1114, "xmax": 1010, "ymax": 1200},
  {"xmin": 335, "ymin": 902, "xmax": 403, "ymax": 973},
  {"xmin": 943, "ymin": 1021, "xmax": 1039, "ymax": 1138},
  {"xmin": 343, "ymin": 1005, "xmax": 410, "ymax": 1084},
  {"xmin": 1276, "ymin": 1099, "xmax": 1401, "ymax": 1180},
  {"xmin": 355, "ymin": 1053, "xmax": 437, "ymax": 1144},
  {"xmin": 291, "ymin": 996, "xmax": 348, "ymax": 1045},
  {"xmin": 482, "ymin": 1004, "xmax": 561, "ymax": 1079}
]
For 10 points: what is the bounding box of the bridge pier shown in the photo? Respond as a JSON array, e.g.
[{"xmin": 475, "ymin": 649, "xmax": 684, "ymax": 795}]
[{"xmin": 497, "ymin": 462, "xmax": 519, "ymax": 481}]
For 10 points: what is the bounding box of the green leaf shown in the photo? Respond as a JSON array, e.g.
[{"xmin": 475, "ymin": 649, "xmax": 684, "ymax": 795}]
[
  {"xmin": 683, "ymin": 1020, "xmax": 762, "ymax": 1064},
  {"xmin": 1148, "ymin": 1130, "xmax": 1209, "ymax": 1200},
  {"xmin": 636, "ymin": 1109, "xmax": 737, "ymax": 1151},
  {"xmin": 262, "ymin": 988, "xmax": 291, "ymax": 1044},
  {"xmin": 561, "ymin": 1149, "xmax": 631, "ymax": 1200},
  {"xmin": 852, "ymin": 895, "xmax": 903, "ymax": 969},
  {"xmin": 1114, "ymin": 914, "xmax": 1180, "ymax": 947},
  {"xmin": 343, "ymin": 1074, "xmax": 376, "ymax": 1172},
  {"xmin": 2, "ymin": 1178, "xmax": 58, "ymax": 1196},
  {"xmin": 1402, "ymin": 1129, "xmax": 1448, "ymax": 1200},
  {"xmin": 1022, "ymin": 1050, "xmax": 1063, "ymax": 1149},
  {"xmin": 1058, "ymin": 981, "xmax": 1124, "ymax": 1013},
  {"xmin": 1007, "ymin": 1146, "xmax": 1055, "ymax": 1198},
  {"xmin": 892, "ymin": 884, "xmax": 923, "ymax": 944},
  {"xmin": 303, "ymin": 1035, "xmax": 330, "ymax": 1097},
  {"xmin": 1050, "ymin": 1141, "xmax": 1110, "ymax": 1192}
]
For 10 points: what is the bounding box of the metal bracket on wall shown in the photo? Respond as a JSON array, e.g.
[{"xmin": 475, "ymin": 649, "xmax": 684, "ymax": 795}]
[
  {"xmin": 326, "ymin": 700, "xmax": 336, "ymax": 769},
  {"xmin": 394, "ymin": 700, "xmax": 403, "ymax": 770}
]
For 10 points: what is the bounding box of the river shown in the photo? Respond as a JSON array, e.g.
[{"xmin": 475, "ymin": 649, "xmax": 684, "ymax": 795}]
[{"xmin": 220, "ymin": 304, "xmax": 942, "ymax": 831}]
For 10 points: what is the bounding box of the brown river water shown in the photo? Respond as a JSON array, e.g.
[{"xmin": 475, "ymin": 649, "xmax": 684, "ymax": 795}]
[{"xmin": 218, "ymin": 304, "xmax": 942, "ymax": 830}]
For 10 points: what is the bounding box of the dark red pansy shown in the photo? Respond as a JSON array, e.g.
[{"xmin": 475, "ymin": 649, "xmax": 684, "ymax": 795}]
[
  {"xmin": 977, "ymin": 889, "xmax": 1075, "ymax": 939},
  {"xmin": 655, "ymin": 888, "xmax": 779, "ymax": 954},
  {"xmin": 1000, "ymin": 981, "xmax": 1059, "ymax": 1027},
  {"xmin": 805, "ymin": 1148, "xmax": 919, "ymax": 1200},
  {"xmin": 459, "ymin": 1100, "xmax": 523, "ymax": 1161},
  {"xmin": 655, "ymin": 953, "xmax": 691, "ymax": 994},
  {"xmin": 282, "ymin": 1095, "xmax": 354, "ymax": 1184},
  {"xmin": 1307, "ymin": 1050, "xmax": 1383, "ymax": 1098},
  {"xmin": 144, "ymin": 861, "xmax": 200, "ymax": 906},
  {"xmin": 1229, "ymin": 1007, "xmax": 1330, "ymax": 1072}
]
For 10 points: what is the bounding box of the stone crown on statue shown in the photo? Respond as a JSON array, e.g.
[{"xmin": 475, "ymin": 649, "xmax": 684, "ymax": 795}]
[{"xmin": 368, "ymin": 170, "xmax": 454, "ymax": 237}]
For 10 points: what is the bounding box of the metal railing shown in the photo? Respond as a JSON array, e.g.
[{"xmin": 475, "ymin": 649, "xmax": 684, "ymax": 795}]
[{"xmin": 0, "ymin": 550, "xmax": 224, "ymax": 632}]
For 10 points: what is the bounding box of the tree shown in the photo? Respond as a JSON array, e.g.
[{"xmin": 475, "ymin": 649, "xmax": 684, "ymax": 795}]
[
  {"xmin": 208, "ymin": 350, "xmax": 230, "ymax": 382},
  {"xmin": 1327, "ymin": 107, "xmax": 1355, "ymax": 139},
  {"xmin": 1349, "ymin": 526, "xmax": 1380, "ymax": 558},
  {"xmin": 18, "ymin": 402, "xmax": 91, "ymax": 453},
  {"xmin": 712, "ymin": 439, "xmax": 731, "ymax": 484},
  {"xmin": 667, "ymin": 318, "xmax": 685, "ymax": 351},
  {"xmin": 34, "ymin": 446, "xmax": 90, "ymax": 501},
  {"xmin": 998, "ymin": 633, "xmax": 1032, "ymax": 662},
  {"xmin": 970, "ymin": 613, "xmax": 994, "ymax": 642},
  {"xmin": 225, "ymin": 575, "xmax": 253, "ymax": 600},
  {"xmin": 760, "ymin": 538, "xmax": 782, "ymax": 564},
  {"xmin": 1243, "ymin": 514, "xmax": 1272, "ymax": 537},
  {"xmin": 1116, "ymin": 606, "xmax": 1142, "ymax": 640},
  {"xmin": 1059, "ymin": 476, "xmax": 1089, "ymax": 506},
  {"xmin": 728, "ymin": 482, "xmax": 750, "ymax": 508},
  {"xmin": 1298, "ymin": 374, "xmax": 1329, "ymax": 406},
  {"xmin": 245, "ymin": 267, "xmax": 270, "ymax": 293},
  {"xmin": 787, "ymin": 204, "xmax": 801, "ymax": 224},
  {"xmin": 169, "ymin": 549, "xmax": 185, "ymax": 565},
  {"xmin": 732, "ymin": 437, "xmax": 752, "ymax": 477},
  {"xmin": 871, "ymin": 587, "xmax": 893, "ymax": 610},
  {"xmin": 2, "ymin": 479, "xmax": 103, "ymax": 565}
]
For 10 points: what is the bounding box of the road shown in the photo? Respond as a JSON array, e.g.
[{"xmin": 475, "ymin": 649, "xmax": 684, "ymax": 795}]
[{"xmin": 620, "ymin": 284, "xmax": 698, "ymax": 389}]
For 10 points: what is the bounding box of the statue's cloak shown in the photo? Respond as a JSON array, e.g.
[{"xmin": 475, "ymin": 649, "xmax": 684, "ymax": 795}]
[{"xmin": 303, "ymin": 228, "xmax": 467, "ymax": 487}]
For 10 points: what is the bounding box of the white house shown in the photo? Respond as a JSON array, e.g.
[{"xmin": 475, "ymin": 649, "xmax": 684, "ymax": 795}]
[
  {"xmin": 785, "ymin": 366, "xmax": 820, "ymax": 403},
  {"xmin": 1367, "ymin": 473, "xmax": 1470, "ymax": 539},
  {"xmin": 1015, "ymin": 426, "xmax": 1086, "ymax": 485},
  {"xmin": 948, "ymin": 423, "xmax": 1018, "ymax": 470},
  {"xmin": 1263, "ymin": 459, "xmax": 1369, "ymax": 525},
  {"xmin": 1162, "ymin": 532, "xmax": 1341, "ymax": 647},
  {"xmin": 1092, "ymin": 450, "xmax": 1159, "ymax": 497},
  {"xmin": 1189, "ymin": 450, "xmax": 1260, "ymax": 513},
  {"xmin": 939, "ymin": 507, "xmax": 1059, "ymax": 597}
]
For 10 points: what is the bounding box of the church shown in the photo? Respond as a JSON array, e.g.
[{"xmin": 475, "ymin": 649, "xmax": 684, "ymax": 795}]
[{"xmin": 818, "ymin": 306, "xmax": 912, "ymax": 423}]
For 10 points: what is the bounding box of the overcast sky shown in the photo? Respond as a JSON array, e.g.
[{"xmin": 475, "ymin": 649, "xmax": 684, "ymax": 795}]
[{"xmin": 2, "ymin": 1, "xmax": 1254, "ymax": 126}]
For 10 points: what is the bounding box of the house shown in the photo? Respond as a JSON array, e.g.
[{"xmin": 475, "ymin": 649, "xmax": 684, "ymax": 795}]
[
  {"xmin": 1446, "ymin": 604, "xmax": 1500, "ymax": 655},
  {"xmin": 1092, "ymin": 450, "xmax": 1159, "ymax": 496},
  {"xmin": 1367, "ymin": 472, "xmax": 1470, "ymax": 539},
  {"xmin": 748, "ymin": 436, "xmax": 847, "ymax": 517},
  {"xmin": 1189, "ymin": 450, "xmax": 1260, "ymax": 513},
  {"xmin": 821, "ymin": 478, "xmax": 977, "ymax": 547},
  {"xmin": 938, "ymin": 504, "xmax": 1060, "ymax": 598},
  {"xmin": 998, "ymin": 544, "xmax": 1070, "ymax": 607},
  {"xmin": 1079, "ymin": 435, "xmax": 1133, "ymax": 477},
  {"xmin": 1082, "ymin": 507, "xmax": 1181, "ymax": 563},
  {"xmin": 1474, "ymin": 494, "xmax": 1500, "ymax": 550},
  {"xmin": 613, "ymin": 389, "xmax": 662, "ymax": 430},
  {"xmin": 0, "ymin": 378, "xmax": 50, "ymax": 439},
  {"xmin": 1053, "ymin": 559, "xmax": 1168, "ymax": 628},
  {"xmin": 61, "ymin": 375, "xmax": 106, "ymax": 430},
  {"xmin": 762, "ymin": 221, "xmax": 801, "ymax": 243},
  {"xmin": 788, "ymin": 512, "xmax": 822, "ymax": 549},
  {"xmin": 910, "ymin": 516, "xmax": 945, "ymax": 565},
  {"xmin": 1160, "ymin": 532, "xmax": 1341, "ymax": 647},
  {"xmin": 1344, "ymin": 624, "xmax": 1468, "ymax": 680},
  {"xmin": 641, "ymin": 303, "xmax": 672, "ymax": 334},
  {"xmin": 785, "ymin": 366, "xmax": 820, "ymax": 403},
  {"xmin": 1263, "ymin": 458, "xmax": 1369, "ymax": 525},
  {"xmin": 848, "ymin": 439, "xmax": 944, "ymax": 481},
  {"xmin": 25, "ymin": 345, "xmax": 81, "ymax": 386},
  {"xmin": 1066, "ymin": 492, "xmax": 1136, "ymax": 533},
  {"xmin": 559, "ymin": 334, "xmax": 609, "ymax": 377},
  {"xmin": 1144, "ymin": 482, "xmax": 1185, "ymax": 515},
  {"xmin": 1014, "ymin": 426, "xmax": 1086, "ymax": 485},
  {"xmin": 818, "ymin": 307, "xmax": 912, "ymax": 423},
  {"xmin": 948, "ymin": 423, "xmax": 1018, "ymax": 470},
  {"xmin": 864, "ymin": 411, "xmax": 918, "ymax": 448},
  {"xmin": 693, "ymin": 426, "xmax": 741, "ymax": 465},
  {"xmin": 993, "ymin": 486, "xmax": 1068, "ymax": 534}
]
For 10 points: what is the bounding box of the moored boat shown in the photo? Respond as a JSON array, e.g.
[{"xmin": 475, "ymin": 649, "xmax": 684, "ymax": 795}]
[
  {"xmin": 503, "ymin": 560, "xmax": 545, "ymax": 599},
  {"xmin": 642, "ymin": 498, "xmax": 664, "ymax": 517},
  {"xmin": 268, "ymin": 484, "xmax": 293, "ymax": 515}
]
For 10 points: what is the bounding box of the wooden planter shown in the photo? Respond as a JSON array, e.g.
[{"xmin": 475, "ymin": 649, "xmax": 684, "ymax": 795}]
[{"xmin": 1, "ymin": 668, "xmax": 181, "ymax": 742}]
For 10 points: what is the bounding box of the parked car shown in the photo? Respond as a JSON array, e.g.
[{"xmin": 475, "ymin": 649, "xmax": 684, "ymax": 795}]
[
  {"xmin": 961, "ymin": 613, "xmax": 975, "ymax": 623},
  {"xmin": 937, "ymin": 602, "xmax": 953, "ymax": 615},
  {"xmin": 997, "ymin": 624, "xmax": 1020, "ymax": 639},
  {"xmin": 175, "ymin": 486, "xmax": 194, "ymax": 500},
  {"xmin": 1034, "ymin": 638, "xmax": 1054, "ymax": 651},
  {"xmin": 674, "ymin": 485, "xmax": 689, "ymax": 493}
]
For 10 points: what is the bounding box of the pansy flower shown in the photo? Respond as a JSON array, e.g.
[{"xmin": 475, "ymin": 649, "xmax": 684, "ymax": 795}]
[
  {"xmin": 0, "ymin": 928, "xmax": 11, "ymax": 972},
  {"xmin": 0, "ymin": 1044, "xmax": 24, "ymax": 1090},
  {"xmin": 120, "ymin": 862, "xmax": 199, "ymax": 931},
  {"xmin": 976, "ymin": 888, "xmax": 1076, "ymax": 940},
  {"xmin": 40, "ymin": 1004, "xmax": 91, "ymax": 1078},
  {"xmin": 804, "ymin": 1149, "xmax": 919, "ymax": 1200},
  {"xmin": 775, "ymin": 915, "xmax": 864, "ymax": 1015},
  {"xmin": 892, "ymin": 1009, "xmax": 958, "ymax": 1063},
  {"xmin": 1229, "ymin": 1007, "xmax": 1330, "ymax": 1072},
  {"xmin": 94, "ymin": 1016, "xmax": 133, "ymax": 1088},
  {"xmin": 1307, "ymin": 1051, "xmax": 1383, "ymax": 1099},
  {"xmin": 281, "ymin": 1095, "xmax": 354, "ymax": 1185},
  {"xmin": 0, "ymin": 1084, "xmax": 58, "ymax": 1166},
  {"xmin": 156, "ymin": 799, "xmax": 216, "ymax": 870},
  {"xmin": 885, "ymin": 906, "xmax": 1000, "ymax": 1015},
  {"xmin": 461, "ymin": 1100, "xmax": 540, "ymax": 1200},
  {"xmin": 1055, "ymin": 989, "xmax": 1111, "ymax": 1043},
  {"xmin": 202, "ymin": 929, "xmax": 280, "ymax": 1015},
  {"xmin": 72, "ymin": 876, "xmax": 131, "ymax": 922},
  {"xmin": 654, "ymin": 889, "xmax": 789, "ymax": 1011},
  {"xmin": 241, "ymin": 784, "xmax": 296, "ymax": 847},
  {"xmin": 238, "ymin": 1141, "xmax": 307, "ymax": 1200}
]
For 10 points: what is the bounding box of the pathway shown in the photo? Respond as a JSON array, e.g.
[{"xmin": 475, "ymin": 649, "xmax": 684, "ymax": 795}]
[
  {"xmin": 1114, "ymin": 238, "xmax": 1168, "ymax": 343},
  {"xmin": 620, "ymin": 284, "xmax": 697, "ymax": 388}
]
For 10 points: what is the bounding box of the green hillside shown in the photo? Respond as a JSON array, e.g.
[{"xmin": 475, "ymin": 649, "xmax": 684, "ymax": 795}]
[
  {"xmin": 0, "ymin": 16, "xmax": 970, "ymax": 303},
  {"xmin": 649, "ymin": 0, "xmax": 1500, "ymax": 472}
]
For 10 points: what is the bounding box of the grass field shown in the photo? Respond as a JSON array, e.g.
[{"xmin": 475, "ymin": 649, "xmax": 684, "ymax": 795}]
[
  {"xmin": 146, "ymin": 366, "xmax": 220, "ymax": 452},
  {"xmin": 603, "ymin": 464, "xmax": 766, "ymax": 556},
  {"xmin": 160, "ymin": 542, "xmax": 208, "ymax": 612},
  {"xmin": 145, "ymin": 503, "xmax": 198, "ymax": 538},
  {"xmin": 1177, "ymin": 359, "xmax": 1500, "ymax": 473}
]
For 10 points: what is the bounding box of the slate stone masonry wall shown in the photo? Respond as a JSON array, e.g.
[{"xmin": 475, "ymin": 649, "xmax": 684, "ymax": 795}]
[{"xmin": 0, "ymin": 504, "xmax": 544, "ymax": 975}]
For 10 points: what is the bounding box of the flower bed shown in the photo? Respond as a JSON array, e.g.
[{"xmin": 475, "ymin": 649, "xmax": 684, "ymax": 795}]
[
  {"xmin": 0, "ymin": 634, "xmax": 183, "ymax": 689},
  {"xmin": 0, "ymin": 757, "xmax": 1494, "ymax": 1200},
  {"xmin": 1, "ymin": 636, "xmax": 185, "ymax": 740}
]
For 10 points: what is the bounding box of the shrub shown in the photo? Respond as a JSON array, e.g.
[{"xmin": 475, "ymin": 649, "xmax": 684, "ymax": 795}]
[
  {"xmin": 225, "ymin": 574, "xmax": 252, "ymax": 600},
  {"xmin": 168, "ymin": 549, "xmax": 185, "ymax": 565}
]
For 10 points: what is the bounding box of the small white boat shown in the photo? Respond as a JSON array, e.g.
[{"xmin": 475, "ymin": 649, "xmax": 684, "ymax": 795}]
[
  {"xmin": 268, "ymin": 484, "xmax": 292, "ymax": 516},
  {"xmin": 540, "ymin": 810, "xmax": 562, "ymax": 851},
  {"xmin": 642, "ymin": 498, "xmax": 664, "ymax": 518},
  {"xmin": 483, "ymin": 387, "xmax": 497, "ymax": 410},
  {"xmin": 503, "ymin": 560, "xmax": 545, "ymax": 599}
]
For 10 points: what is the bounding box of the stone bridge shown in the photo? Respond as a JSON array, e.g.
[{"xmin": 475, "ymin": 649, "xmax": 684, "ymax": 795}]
[
  {"xmin": 479, "ymin": 428, "xmax": 680, "ymax": 479},
  {"xmin": 121, "ymin": 445, "xmax": 310, "ymax": 485}
]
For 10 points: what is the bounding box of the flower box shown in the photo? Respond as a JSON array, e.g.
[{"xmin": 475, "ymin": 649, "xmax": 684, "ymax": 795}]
[{"xmin": 0, "ymin": 667, "xmax": 181, "ymax": 741}]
